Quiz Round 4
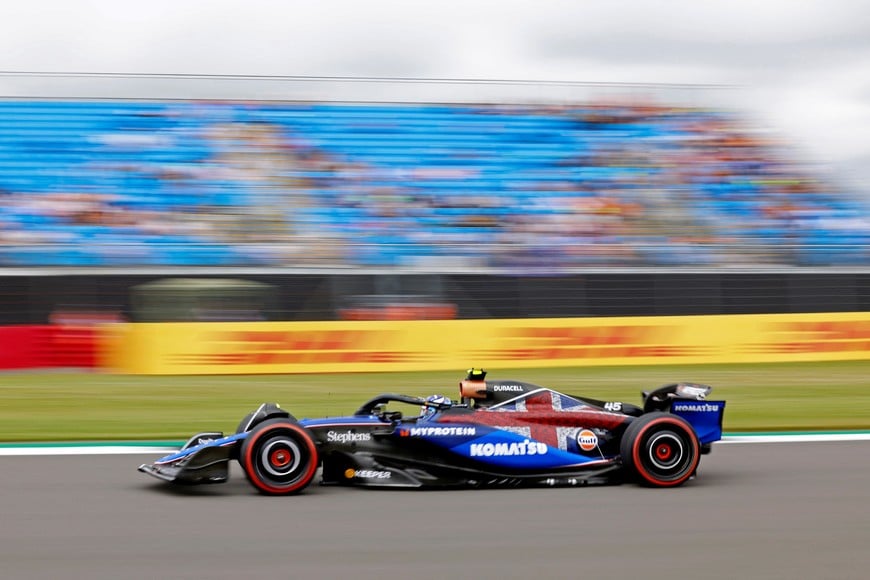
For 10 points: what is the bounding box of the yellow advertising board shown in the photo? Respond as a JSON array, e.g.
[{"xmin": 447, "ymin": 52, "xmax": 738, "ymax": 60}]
[{"xmin": 103, "ymin": 312, "xmax": 870, "ymax": 375}]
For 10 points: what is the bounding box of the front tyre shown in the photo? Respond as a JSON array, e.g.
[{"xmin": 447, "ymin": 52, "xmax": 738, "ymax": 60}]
[
  {"xmin": 240, "ymin": 419, "xmax": 319, "ymax": 495},
  {"xmin": 620, "ymin": 412, "xmax": 700, "ymax": 488}
]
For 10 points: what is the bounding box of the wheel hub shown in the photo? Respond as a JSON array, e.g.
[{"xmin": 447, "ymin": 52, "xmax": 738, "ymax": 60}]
[
  {"xmin": 656, "ymin": 443, "xmax": 673, "ymax": 461},
  {"xmin": 270, "ymin": 449, "xmax": 292, "ymax": 468}
]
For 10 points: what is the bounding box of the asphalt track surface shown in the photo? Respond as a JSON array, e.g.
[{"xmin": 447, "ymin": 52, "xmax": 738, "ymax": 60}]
[{"xmin": 2, "ymin": 441, "xmax": 868, "ymax": 580}]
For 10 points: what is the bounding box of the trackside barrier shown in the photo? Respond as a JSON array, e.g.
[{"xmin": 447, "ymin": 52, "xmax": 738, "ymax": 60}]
[
  {"xmin": 0, "ymin": 326, "xmax": 51, "ymax": 369},
  {"xmin": 102, "ymin": 312, "xmax": 870, "ymax": 375},
  {"xmin": 0, "ymin": 325, "xmax": 100, "ymax": 369}
]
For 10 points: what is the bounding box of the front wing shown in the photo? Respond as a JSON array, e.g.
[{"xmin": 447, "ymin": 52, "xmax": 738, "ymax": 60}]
[{"xmin": 138, "ymin": 432, "xmax": 244, "ymax": 485}]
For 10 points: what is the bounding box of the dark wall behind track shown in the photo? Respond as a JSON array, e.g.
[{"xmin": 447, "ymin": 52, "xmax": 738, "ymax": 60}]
[{"xmin": 0, "ymin": 272, "xmax": 867, "ymax": 325}]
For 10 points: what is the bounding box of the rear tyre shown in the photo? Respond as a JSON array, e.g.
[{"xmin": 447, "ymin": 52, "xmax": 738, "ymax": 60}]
[
  {"xmin": 240, "ymin": 419, "xmax": 319, "ymax": 495},
  {"xmin": 620, "ymin": 412, "xmax": 700, "ymax": 488}
]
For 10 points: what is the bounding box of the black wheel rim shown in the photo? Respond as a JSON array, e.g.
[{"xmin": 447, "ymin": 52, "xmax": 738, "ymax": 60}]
[{"xmin": 641, "ymin": 428, "xmax": 693, "ymax": 480}]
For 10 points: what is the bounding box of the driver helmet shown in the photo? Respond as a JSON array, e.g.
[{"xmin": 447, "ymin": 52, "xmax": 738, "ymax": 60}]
[{"xmin": 419, "ymin": 394, "xmax": 451, "ymax": 421}]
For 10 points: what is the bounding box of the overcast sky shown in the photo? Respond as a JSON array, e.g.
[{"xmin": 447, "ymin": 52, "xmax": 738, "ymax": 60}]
[{"xmin": 2, "ymin": 0, "xmax": 868, "ymax": 187}]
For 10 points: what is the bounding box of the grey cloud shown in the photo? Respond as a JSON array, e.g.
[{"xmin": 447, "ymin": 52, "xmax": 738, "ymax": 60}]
[{"xmin": 529, "ymin": 34, "xmax": 870, "ymax": 85}]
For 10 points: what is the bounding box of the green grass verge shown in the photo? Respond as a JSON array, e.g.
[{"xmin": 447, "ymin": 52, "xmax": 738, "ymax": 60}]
[{"xmin": 1, "ymin": 360, "xmax": 870, "ymax": 441}]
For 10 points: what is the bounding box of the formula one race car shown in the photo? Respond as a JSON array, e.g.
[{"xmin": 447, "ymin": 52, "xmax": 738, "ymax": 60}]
[{"xmin": 139, "ymin": 369, "xmax": 725, "ymax": 494}]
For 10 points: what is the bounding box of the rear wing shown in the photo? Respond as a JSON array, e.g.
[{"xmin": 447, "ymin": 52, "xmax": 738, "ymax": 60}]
[{"xmin": 669, "ymin": 400, "xmax": 726, "ymax": 445}]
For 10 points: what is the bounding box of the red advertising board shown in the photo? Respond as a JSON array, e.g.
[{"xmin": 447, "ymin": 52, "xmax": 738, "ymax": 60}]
[{"xmin": 0, "ymin": 325, "xmax": 99, "ymax": 369}]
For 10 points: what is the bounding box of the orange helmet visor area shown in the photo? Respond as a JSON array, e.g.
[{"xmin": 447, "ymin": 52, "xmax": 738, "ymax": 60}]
[{"xmin": 459, "ymin": 379, "xmax": 487, "ymax": 399}]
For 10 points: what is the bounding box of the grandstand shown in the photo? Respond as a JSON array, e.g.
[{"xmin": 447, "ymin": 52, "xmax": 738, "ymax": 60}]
[{"xmin": 0, "ymin": 96, "xmax": 865, "ymax": 269}]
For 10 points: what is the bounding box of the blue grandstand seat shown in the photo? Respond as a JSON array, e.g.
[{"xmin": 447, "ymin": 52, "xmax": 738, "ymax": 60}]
[{"xmin": 0, "ymin": 98, "xmax": 861, "ymax": 267}]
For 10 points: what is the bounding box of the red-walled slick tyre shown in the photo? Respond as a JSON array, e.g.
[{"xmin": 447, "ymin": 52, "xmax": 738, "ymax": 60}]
[
  {"xmin": 241, "ymin": 419, "xmax": 319, "ymax": 495},
  {"xmin": 620, "ymin": 412, "xmax": 700, "ymax": 488}
]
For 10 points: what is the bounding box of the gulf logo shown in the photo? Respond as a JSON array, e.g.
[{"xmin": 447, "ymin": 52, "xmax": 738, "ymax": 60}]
[{"xmin": 576, "ymin": 429, "xmax": 598, "ymax": 452}]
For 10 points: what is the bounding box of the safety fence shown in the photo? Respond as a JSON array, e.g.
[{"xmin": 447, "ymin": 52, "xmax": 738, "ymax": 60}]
[{"xmin": 2, "ymin": 271, "xmax": 870, "ymax": 325}]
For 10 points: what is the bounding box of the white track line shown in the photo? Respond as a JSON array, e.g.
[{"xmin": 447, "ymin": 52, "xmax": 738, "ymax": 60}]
[
  {"xmin": 0, "ymin": 446, "xmax": 178, "ymax": 456},
  {"xmin": 0, "ymin": 433, "xmax": 869, "ymax": 456}
]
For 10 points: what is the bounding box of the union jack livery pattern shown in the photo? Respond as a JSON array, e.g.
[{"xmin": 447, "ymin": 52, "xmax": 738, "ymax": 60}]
[{"xmin": 438, "ymin": 388, "xmax": 629, "ymax": 454}]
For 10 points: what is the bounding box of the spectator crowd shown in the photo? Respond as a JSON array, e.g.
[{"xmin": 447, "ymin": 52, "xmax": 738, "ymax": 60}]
[{"xmin": 0, "ymin": 98, "xmax": 865, "ymax": 269}]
